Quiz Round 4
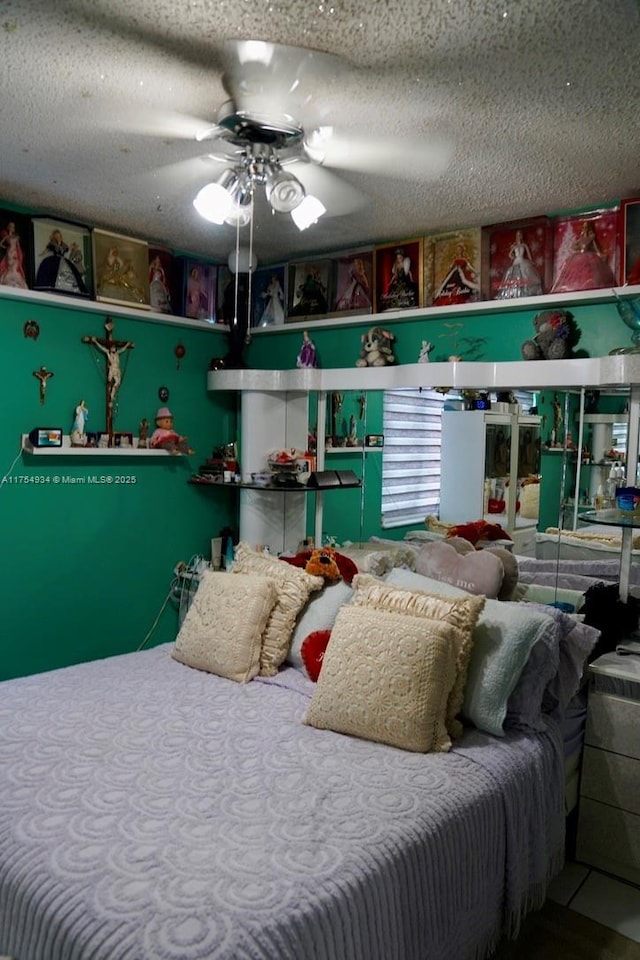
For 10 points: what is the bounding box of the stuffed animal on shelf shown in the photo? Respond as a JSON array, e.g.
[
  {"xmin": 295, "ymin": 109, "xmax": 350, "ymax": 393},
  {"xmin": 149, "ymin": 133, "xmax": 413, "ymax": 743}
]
[
  {"xmin": 521, "ymin": 309, "xmax": 580, "ymax": 361},
  {"xmin": 356, "ymin": 326, "xmax": 397, "ymax": 367},
  {"xmin": 280, "ymin": 546, "xmax": 358, "ymax": 585}
]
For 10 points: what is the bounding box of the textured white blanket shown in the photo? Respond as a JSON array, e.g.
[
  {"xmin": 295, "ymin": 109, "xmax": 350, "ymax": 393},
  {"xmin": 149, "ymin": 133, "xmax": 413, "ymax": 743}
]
[{"xmin": 0, "ymin": 646, "xmax": 564, "ymax": 960}]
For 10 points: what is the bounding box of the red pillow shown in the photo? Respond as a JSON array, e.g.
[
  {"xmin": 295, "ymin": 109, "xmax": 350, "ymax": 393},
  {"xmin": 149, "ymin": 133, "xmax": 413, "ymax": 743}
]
[{"xmin": 301, "ymin": 629, "xmax": 331, "ymax": 682}]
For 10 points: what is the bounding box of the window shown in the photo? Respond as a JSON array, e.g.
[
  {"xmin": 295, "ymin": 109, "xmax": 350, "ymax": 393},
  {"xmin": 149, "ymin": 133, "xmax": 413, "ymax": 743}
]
[
  {"xmin": 381, "ymin": 389, "xmax": 535, "ymax": 529},
  {"xmin": 381, "ymin": 388, "xmax": 450, "ymax": 528}
]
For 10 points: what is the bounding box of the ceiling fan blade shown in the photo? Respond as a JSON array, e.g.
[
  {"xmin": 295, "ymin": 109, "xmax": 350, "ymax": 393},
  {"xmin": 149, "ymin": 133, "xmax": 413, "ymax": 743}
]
[
  {"xmin": 219, "ymin": 40, "xmax": 345, "ymax": 128},
  {"xmin": 305, "ymin": 128, "xmax": 454, "ymax": 180},
  {"xmin": 285, "ymin": 161, "xmax": 367, "ymax": 217}
]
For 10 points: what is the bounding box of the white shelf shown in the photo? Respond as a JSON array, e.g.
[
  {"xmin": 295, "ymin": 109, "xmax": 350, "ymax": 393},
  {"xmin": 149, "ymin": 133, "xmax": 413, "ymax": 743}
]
[
  {"xmin": 21, "ymin": 435, "xmax": 174, "ymax": 456},
  {"xmin": 249, "ymin": 283, "xmax": 640, "ymax": 334},
  {"xmin": 0, "ymin": 285, "xmax": 230, "ymax": 334},
  {"xmin": 209, "ymin": 353, "xmax": 640, "ymax": 394},
  {"xmin": 325, "ymin": 446, "xmax": 382, "ymax": 454}
]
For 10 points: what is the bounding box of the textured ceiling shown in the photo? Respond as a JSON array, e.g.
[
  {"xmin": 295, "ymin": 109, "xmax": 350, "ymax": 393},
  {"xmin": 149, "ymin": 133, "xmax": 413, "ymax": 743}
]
[{"xmin": 1, "ymin": 0, "xmax": 638, "ymax": 266}]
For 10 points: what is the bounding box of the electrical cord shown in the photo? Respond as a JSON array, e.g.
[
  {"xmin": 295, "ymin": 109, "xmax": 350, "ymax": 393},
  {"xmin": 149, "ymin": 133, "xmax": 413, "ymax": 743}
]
[{"xmin": 1, "ymin": 442, "xmax": 25, "ymax": 488}]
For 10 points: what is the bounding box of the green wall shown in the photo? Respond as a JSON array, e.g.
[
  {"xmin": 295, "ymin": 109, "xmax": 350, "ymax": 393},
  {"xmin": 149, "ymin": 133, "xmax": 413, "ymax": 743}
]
[{"xmin": 1, "ymin": 294, "xmax": 237, "ymax": 680}]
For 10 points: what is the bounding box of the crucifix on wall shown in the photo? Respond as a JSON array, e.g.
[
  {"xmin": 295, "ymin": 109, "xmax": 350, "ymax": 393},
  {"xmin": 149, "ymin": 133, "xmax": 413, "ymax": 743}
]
[{"xmin": 82, "ymin": 318, "xmax": 134, "ymax": 444}]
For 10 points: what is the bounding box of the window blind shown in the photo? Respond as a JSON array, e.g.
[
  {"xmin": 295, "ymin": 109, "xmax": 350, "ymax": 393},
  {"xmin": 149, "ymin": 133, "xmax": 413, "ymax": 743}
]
[{"xmin": 381, "ymin": 388, "xmax": 449, "ymax": 528}]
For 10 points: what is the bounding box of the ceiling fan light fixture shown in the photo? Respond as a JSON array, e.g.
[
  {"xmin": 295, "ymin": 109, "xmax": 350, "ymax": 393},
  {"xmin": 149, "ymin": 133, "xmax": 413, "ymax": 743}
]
[
  {"xmin": 264, "ymin": 166, "xmax": 306, "ymax": 213},
  {"xmin": 303, "ymin": 126, "xmax": 334, "ymax": 164},
  {"xmin": 291, "ymin": 194, "xmax": 326, "ymax": 231},
  {"xmin": 193, "ymin": 170, "xmax": 237, "ymax": 224}
]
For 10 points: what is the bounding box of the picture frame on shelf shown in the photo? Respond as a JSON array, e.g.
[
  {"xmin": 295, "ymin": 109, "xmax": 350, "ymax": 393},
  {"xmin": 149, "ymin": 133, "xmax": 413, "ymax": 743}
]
[
  {"xmin": 148, "ymin": 245, "xmax": 174, "ymax": 315},
  {"xmin": 550, "ymin": 207, "xmax": 618, "ymax": 294},
  {"xmin": 174, "ymin": 256, "xmax": 217, "ymax": 323},
  {"xmin": 374, "ymin": 239, "xmax": 423, "ymax": 313},
  {"xmin": 620, "ymin": 197, "xmax": 640, "ymax": 286},
  {"xmin": 92, "ymin": 228, "xmax": 150, "ymax": 309},
  {"xmin": 331, "ymin": 247, "xmax": 373, "ymax": 315},
  {"xmin": 251, "ymin": 264, "xmax": 287, "ymax": 327},
  {"xmin": 429, "ymin": 228, "xmax": 481, "ymax": 307},
  {"xmin": 0, "ymin": 209, "xmax": 33, "ymax": 291},
  {"xmin": 287, "ymin": 259, "xmax": 332, "ymax": 320},
  {"xmin": 481, "ymin": 216, "xmax": 552, "ymax": 300},
  {"xmin": 32, "ymin": 216, "xmax": 92, "ymax": 298}
]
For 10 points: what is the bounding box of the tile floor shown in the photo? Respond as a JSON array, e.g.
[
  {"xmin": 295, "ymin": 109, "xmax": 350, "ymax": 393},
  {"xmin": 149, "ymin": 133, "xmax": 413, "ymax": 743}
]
[{"xmin": 547, "ymin": 860, "xmax": 640, "ymax": 944}]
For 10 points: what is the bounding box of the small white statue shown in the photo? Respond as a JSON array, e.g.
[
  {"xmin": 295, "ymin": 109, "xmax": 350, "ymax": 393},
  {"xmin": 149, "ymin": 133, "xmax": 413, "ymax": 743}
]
[
  {"xmin": 418, "ymin": 340, "xmax": 434, "ymax": 363},
  {"xmin": 70, "ymin": 400, "xmax": 89, "ymax": 446}
]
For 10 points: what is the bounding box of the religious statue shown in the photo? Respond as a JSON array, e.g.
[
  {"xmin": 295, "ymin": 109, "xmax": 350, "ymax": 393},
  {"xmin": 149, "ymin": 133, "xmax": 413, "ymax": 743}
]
[
  {"xmin": 70, "ymin": 400, "xmax": 89, "ymax": 446},
  {"xmin": 82, "ymin": 318, "xmax": 134, "ymax": 443},
  {"xmin": 33, "ymin": 365, "xmax": 54, "ymax": 404}
]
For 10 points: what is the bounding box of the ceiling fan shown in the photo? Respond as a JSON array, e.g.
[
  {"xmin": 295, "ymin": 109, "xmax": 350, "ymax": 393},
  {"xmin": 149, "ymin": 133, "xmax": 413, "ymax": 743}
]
[{"xmin": 178, "ymin": 40, "xmax": 454, "ymax": 232}]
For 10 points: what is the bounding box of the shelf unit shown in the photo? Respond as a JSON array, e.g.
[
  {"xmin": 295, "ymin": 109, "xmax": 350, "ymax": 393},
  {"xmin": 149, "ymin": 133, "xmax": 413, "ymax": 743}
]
[
  {"xmin": 0, "ymin": 283, "xmax": 231, "ymax": 334},
  {"xmin": 208, "ymin": 351, "xmax": 640, "ymax": 557},
  {"xmin": 21, "ymin": 434, "xmax": 174, "ymax": 457}
]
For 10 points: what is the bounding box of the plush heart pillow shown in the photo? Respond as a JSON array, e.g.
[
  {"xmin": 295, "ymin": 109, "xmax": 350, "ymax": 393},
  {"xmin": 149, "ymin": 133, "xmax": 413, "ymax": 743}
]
[
  {"xmin": 415, "ymin": 539, "xmax": 504, "ymax": 599},
  {"xmin": 301, "ymin": 629, "xmax": 332, "ymax": 681},
  {"xmin": 446, "ymin": 536, "xmax": 519, "ymax": 601}
]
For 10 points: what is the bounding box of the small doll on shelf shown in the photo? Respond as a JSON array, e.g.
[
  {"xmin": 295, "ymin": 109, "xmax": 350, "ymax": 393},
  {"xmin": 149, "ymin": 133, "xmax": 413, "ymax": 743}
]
[
  {"xmin": 149, "ymin": 407, "xmax": 194, "ymax": 455},
  {"xmin": 296, "ymin": 330, "xmax": 318, "ymax": 369}
]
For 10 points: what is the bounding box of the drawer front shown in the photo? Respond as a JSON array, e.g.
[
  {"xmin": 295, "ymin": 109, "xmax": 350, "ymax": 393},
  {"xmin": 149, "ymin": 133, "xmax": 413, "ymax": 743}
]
[
  {"xmin": 581, "ymin": 745, "xmax": 640, "ymax": 816},
  {"xmin": 576, "ymin": 797, "xmax": 640, "ymax": 885},
  {"xmin": 585, "ymin": 692, "xmax": 640, "ymax": 759}
]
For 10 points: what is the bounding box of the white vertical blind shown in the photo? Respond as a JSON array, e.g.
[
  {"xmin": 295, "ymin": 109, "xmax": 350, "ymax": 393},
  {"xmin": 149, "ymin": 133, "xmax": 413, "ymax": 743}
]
[{"xmin": 381, "ymin": 388, "xmax": 449, "ymax": 528}]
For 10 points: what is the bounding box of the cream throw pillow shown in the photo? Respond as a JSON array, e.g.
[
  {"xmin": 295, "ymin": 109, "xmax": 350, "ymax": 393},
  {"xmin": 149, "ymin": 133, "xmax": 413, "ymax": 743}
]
[
  {"xmin": 304, "ymin": 604, "xmax": 460, "ymax": 753},
  {"xmin": 351, "ymin": 574, "xmax": 485, "ymax": 739},
  {"xmin": 231, "ymin": 543, "xmax": 324, "ymax": 676},
  {"xmin": 172, "ymin": 571, "xmax": 277, "ymax": 683}
]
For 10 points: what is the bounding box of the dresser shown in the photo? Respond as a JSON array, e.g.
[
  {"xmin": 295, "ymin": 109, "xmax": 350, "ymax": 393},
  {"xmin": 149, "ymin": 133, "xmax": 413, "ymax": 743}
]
[{"xmin": 576, "ymin": 645, "xmax": 640, "ymax": 885}]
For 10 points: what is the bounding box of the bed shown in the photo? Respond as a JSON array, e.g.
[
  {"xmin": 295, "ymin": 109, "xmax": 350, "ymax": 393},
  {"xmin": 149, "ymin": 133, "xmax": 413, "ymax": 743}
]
[
  {"xmin": 0, "ymin": 548, "xmax": 598, "ymax": 960},
  {"xmin": 535, "ymin": 522, "xmax": 640, "ymax": 563}
]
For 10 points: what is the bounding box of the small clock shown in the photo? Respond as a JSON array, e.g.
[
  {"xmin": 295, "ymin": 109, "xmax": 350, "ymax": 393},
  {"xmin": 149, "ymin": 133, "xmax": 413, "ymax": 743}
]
[{"xmin": 158, "ymin": 386, "xmax": 169, "ymax": 402}]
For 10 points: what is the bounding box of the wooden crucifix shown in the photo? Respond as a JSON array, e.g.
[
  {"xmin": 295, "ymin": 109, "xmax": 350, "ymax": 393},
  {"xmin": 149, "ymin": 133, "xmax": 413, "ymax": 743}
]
[{"xmin": 82, "ymin": 318, "xmax": 134, "ymax": 443}]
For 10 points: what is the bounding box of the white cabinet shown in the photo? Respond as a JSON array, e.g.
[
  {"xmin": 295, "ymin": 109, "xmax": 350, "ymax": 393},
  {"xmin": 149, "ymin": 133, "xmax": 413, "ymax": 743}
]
[
  {"xmin": 439, "ymin": 409, "xmax": 541, "ymax": 549},
  {"xmin": 576, "ymin": 649, "xmax": 640, "ymax": 885}
]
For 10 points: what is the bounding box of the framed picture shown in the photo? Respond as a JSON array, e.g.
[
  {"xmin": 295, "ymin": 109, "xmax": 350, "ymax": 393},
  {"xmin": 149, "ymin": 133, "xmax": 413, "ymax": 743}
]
[
  {"xmin": 0, "ymin": 209, "xmax": 33, "ymax": 291},
  {"xmin": 288, "ymin": 259, "xmax": 332, "ymax": 320},
  {"xmin": 32, "ymin": 216, "xmax": 92, "ymax": 298},
  {"xmin": 374, "ymin": 239, "xmax": 423, "ymax": 313},
  {"xmin": 174, "ymin": 256, "xmax": 217, "ymax": 322},
  {"xmin": 331, "ymin": 247, "xmax": 373, "ymax": 315},
  {"xmin": 251, "ymin": 264, "xmax": 288, "ymax": 327},
  {"xmin": 148, "ymin": 245, "xmax": 174, "ymax": 315},
  {"xmin": 620, "ymin": 197, "xmax": 640, "ymax": 286},
  {"xmin": 550, "ymin": 207, "xmax": 618, "ymax": 294},
  {"xmin": 481, "ymin": 216, "xmax": 552, "ymax": 300},
  {"xmin": 429, "ymin": 228, "xmax": 481, "ymax": 307},
  {"xmin": 93, "ymin": 228, "xmax": 150, "ymax": 309}
]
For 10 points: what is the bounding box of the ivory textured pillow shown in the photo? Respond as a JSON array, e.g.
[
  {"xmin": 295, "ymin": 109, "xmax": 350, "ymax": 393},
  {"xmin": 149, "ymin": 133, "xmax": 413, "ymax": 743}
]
[
  {"xmin": 172, "ymin": 571, "xmax": 277, "ymax": 683},
  {"xmin": 231, "ymin": 543, "xmax": 324, "ymax": 676},
  {"xmin": 304, "ymin": 604, "xmax": 460, "ymax": 753},
  {"xmin": 351, "ymin": 574, "xmax": 485, "ymax": 739}
]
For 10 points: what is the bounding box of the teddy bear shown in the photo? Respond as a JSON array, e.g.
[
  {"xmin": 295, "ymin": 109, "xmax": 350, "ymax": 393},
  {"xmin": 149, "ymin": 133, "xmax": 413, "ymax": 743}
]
[
  {"xmin": 280, "ymin": 546, "xmax": 357, "ymax": 585},
  {"xmin": 356, "ymin": 326, "xmax": 397, "ymax": 367},
  {"xmin": 521, "ymin": 309, "xmax": 580, "ymax": 361}
]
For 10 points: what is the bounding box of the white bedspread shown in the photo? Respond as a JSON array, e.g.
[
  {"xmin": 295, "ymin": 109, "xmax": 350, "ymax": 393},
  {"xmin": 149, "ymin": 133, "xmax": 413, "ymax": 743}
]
[{"xmin": 0, "ymin": 645, "xmax": 564, "ymax": 960}]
